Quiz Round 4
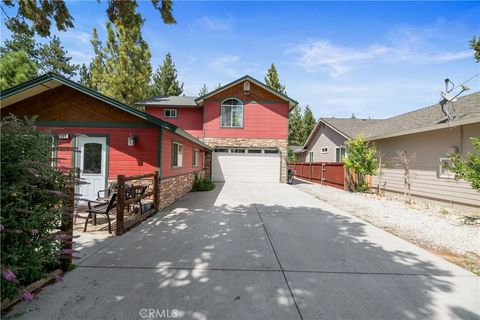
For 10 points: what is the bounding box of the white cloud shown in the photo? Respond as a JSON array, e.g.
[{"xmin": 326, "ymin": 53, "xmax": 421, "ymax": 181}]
[
  {"xmin": 198, "ymin": 15, "xmax": 233, "ymax": 31},
  {"xmin": 287, "ymin": 40, "xmax": 391, "ymax": 77},
  {"xmin": 209, "ymin": 55, "xmax": 259, "ymax": 78}
]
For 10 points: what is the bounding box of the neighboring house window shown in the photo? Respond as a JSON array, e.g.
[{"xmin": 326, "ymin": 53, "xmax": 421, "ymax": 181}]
[
  {"xmin": 309, "ymin": 151, "xmax": 314, "ymax": 162},
  {"xmin": 172, "ymin": 142, "xmax": 183, "ymax": 167},
  {"xmin": 164, "ymin": 109, "xmax": 177, "ymax": 118},
  {"xmin": 202, "ymin": 151, "xmax": 206, "ymax": 169},
  {"xmin": 321, "ymin": 147, "xmax": 329, "ymax": 154},
  {"xmin": 193, "ymin": 148, "xmax": 199, "ymax": 167},
  {"xmin": 220, "ymin": 98, "xmax": 243, "ymax": 128},
  {"xmin": 335, "ymin": 147, "xmax": 346, "ymax": 162},
  {"xmin": 438, "ymin": 157, "xmax": 455, "ymax": 179}
]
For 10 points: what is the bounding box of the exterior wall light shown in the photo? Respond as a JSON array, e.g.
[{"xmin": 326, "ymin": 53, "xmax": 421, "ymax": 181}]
[
  {"xmin": 128, "ymin": 134, "xmax": 137, "ymax": 147},
  {"xmin": 243, "ymin": 80, "xmax": 250, "ymax": 95}
]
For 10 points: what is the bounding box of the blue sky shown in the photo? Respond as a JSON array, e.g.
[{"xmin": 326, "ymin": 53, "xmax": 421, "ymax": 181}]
[{"xmin": 2, "ymin": 1, "xmax": 479, "ymax": 119}]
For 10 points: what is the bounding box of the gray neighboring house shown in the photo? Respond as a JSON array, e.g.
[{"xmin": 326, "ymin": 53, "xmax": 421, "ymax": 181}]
[
  {"xmin": 294, "ymin": 118, "xmax": 381, "ymax": 162},
  {"xmin": 295, "ymin": 92, "xmax": 480, "ymax": 209}
]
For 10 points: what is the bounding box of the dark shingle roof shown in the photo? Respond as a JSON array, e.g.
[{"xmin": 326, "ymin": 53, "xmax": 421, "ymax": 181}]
[
  {"xmin": 320, "ymin": 118, "xmax": 382, "ymax": 138},
  {"xmin": 136, "ymin": 96, "xmax": 197, "ymax": 107},
  {"xmin": 363, "ymin": 92, "xmax": 480, "ymax": 139}
]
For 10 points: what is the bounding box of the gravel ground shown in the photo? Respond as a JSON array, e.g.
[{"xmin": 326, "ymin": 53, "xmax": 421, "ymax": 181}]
[{"xmin": 293, "ymin": 179, "xmax": 480, "ymax": 256}]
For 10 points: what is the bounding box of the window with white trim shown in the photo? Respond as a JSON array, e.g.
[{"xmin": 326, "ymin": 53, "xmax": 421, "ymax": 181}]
[
  {"xmin": 231, "ymin": 148, "xmax": 245, "ymax": 153},
  {"xmin": 220, "ymin": 98, "xmax": 243, "ymax": 127},
  {"xmin": 264, "ymin": 149, "xmax": 279, "ymax": 154},
  {"xmin": 321, "ymin": 147, "xmax": 329, "ymax": 153},
  {"xmin": 438, "ymin": 157, "xmax": 455, "ymax": 179},
  {"xmin": 335, "ymin": 147, "xmax": 346, "ymax": 162},
  {"xmin": 172, "ymin": 142, "xmax": 183, "ymax": 168},
  {"xmin": 309, "ymin": 151, "xmax": 314, "ymax": 162},
  {"xmin": 164, "ymin": 109, "xmax": 177, "ymax": 118},
  {"xmin": 193, "ymin": 148, "xmax": 199, "ymax": 167},
  {"xmin": 202, "ymin": 151, "xmax": 206, "ymax": 169},
  {"xmin": 214, "ymin": 148, "xmax": 229, "ymax": 153}
]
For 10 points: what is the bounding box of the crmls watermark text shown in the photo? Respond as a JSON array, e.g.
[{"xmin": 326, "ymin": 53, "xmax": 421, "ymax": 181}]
[{"xmin": 139, "ymin": 308, "xmax": 178, "ymax": 319}]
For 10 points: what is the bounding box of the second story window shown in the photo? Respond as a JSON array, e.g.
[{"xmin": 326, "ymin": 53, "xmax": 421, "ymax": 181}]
[
  {"xmin": 221, "ymin": 98, "xmax": 243, "ymax": 128},
  {"xmin": 164, "ymin": 109, "xmax": 177, "ymax": 118}
]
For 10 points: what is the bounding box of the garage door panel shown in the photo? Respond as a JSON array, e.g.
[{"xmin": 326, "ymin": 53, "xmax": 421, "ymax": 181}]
[{"xmin": 213, "ymin": 152, "xmax": 280, "ymax": 182}]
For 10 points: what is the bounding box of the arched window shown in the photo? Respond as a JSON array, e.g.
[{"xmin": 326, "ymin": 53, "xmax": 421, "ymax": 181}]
[{"xmin": 220, "ymin": 98, "xmax": 243, "ymax": 128}]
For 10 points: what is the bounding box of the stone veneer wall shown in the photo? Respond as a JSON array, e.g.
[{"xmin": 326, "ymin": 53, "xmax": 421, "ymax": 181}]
[
  {"xmin": 159, "ymin": 170, "xmax": 205, "ymax": 209},
  {"xmin": 202, "ymin": 137, "xmax": 288, "ymax": 182}
]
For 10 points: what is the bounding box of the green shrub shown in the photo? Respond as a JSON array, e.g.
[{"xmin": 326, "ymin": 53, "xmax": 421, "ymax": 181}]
[
  {"xmin": 344, "ymin": 135, "xmax": 378, "ymax": 192},
  {"xmin": 1, "ymin": 116, "xmax": 75, "ymax": 301},
  {"xmin": 446, "ymin": 137, "xmax": 480, "ymax": 191},
  {"xmin": 192, "ymin": 173, "xmax": 215, "ymax": 192}
]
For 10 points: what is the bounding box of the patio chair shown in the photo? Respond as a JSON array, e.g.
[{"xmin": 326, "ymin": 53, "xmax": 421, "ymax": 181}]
[
  {"xmin": 97, "ymin": 182, "xmax": 118, "ymax": 201},
  {"xmin": 84, "ymin": 193, "xmax": 118, "ymax": 234},
  {"xmin": 126, "ymin": 185, "xmax": 149, "ymax": 215}
]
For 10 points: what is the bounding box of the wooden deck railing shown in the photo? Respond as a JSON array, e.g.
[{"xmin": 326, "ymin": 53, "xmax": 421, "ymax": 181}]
[
  {"xmin": 116, "ymin": 171, "xmax": 159, "ymax": 235},
  {"xmin": 289, "ymin": 162, "xmax": 345, "ymax": 190}
]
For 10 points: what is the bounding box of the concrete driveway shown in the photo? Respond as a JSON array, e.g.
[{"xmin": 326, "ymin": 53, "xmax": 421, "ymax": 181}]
[{"xmin": 7, "ymin": 182, "xmax": 480, "ymax": 320}]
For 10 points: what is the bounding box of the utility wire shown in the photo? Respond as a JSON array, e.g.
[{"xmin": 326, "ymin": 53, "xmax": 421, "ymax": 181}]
[{"xmin": 458, "ymin": 73, "xmax": 480, "ymax": 87}]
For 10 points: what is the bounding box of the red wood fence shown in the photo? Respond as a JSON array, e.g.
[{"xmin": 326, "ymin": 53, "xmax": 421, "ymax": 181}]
[{"xmin": 289, "ymin": 162, "xmax": 345, "ymax": 190}]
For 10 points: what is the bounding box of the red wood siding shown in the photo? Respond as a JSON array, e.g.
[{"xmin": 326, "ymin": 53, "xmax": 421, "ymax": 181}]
[
  {"xmin": 203, "ymin": 101, "xmax": 288, "ymax": 139},
  {"xmin": 41, "ymin": 126, "xmax": 159, "ymax": 178},
  {"xmin": 146, "ymin": 106, "xmax": 203, "ymax": 139},
  {"xmin": 161, "ymin": 129, "xmax": 207, "ymax": 178},
  {"xmin": 290, "ymin": 162, "xmax": 345, "ymax": 190}
]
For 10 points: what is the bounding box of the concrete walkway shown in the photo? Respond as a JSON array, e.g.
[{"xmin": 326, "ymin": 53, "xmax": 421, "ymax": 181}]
[{"xmin": 6, "ymin": 183, "xmax": 480, "ymax": 320}]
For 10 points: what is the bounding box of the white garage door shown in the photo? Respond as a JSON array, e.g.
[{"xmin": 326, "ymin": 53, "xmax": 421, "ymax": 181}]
[{"xmin": 212, "ymin": 148, "xmax": 280, "ymax": 182}]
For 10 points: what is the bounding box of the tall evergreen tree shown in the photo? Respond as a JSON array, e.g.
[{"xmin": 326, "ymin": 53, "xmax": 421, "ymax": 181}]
[
  {"xmin": 288, "ymin": 106, "xmax": 304, "ymax": 146},
  {"xmin": 150, "ymin": 53, "xmax": 183, "ymax": 96},
  {"xmin": 302, "ymin": 105, "xmax": 317, "ymax": 144},
  {"xmin": 198, "ymin": 84, "xmax": 209, "ymax": 97},
  {"xmin": 470, "ymin": 36, "xmax": 480, "ymax": 62},
  {"xmin": 79, "ymin": 63, "xmax": 93, "ymax": 89},
  {"xmin": 265, "ymin": 63, "xmax": 286, "ymax": 94},
  {"xmin": 0, "ymin": 50, "xmax": 38, "ymax": 90},
  {"xmin": 37, "ymin": 36, "xmax": 78, "ymax": 77},
  {"xmin": 89, "ymin": 2, "xmax": 152, "ymax": 106}
]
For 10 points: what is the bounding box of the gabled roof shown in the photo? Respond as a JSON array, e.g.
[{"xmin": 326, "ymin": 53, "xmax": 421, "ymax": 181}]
[
  {"xmin": 0, "ymin": 73, "xmax": 212, "ymax": 150},
  {"xmin": 136, "ymin": 96, "xmax": 197, "ymax": 107},
  {"xmin": 363, "ymin": 92, "xmax": 480, "ymax": 140},
  {"xmin": 296, "ymin": 117, "xmax": 381, "ymax": 153},
  {"xmin": 195, "ymin": 75, "xmax": 298, "ymax": 110}
]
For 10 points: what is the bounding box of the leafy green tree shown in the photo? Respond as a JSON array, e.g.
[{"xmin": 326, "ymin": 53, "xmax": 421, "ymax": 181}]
[
  {"xmin": 198, "ymin": 84, "xmax": 209, "ymax": 97},
  {"xmin": 265, "ymin": 63, "xmax": 286, "ymax": 94},
  {"xmin": 150, "ymin": 53, "xmax": 183, "ymax": 96},
  {"xmin": 447, "ymin": 137, "xmax": 480, "ymax": 190},
  {"xmin": 344, "ymin": 135, "xmax": 378, "ymax": 192},
  {"xmin": 89, "ymin": 2, "xmax": 152, "ymax": 106},
  {"xmin": 470, "ymin": 36, "xmax": 480, "ymax": 62},
  {"xmin": 0, "ymin": 50, "xmax": 38, "ymax": 91},
  {"xmin": 37, "ymin": 36, "xmax": 78, "ymax": 78},
  {"xmin": 288, "ymin": 106, "xmax": 304, "ymax": 146},
  {"xmin": 302, "ymin": 105, "xmax": 317, "ymax": 144}
]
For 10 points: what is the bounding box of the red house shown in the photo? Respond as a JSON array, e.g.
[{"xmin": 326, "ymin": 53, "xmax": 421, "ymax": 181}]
[
  {"xmin": 138, "ymin": 76, "xmax": 298, "ymax": 182},
  {"xmin": 0, "ymin": 74, "xmax": 211, "ymax": 209}
]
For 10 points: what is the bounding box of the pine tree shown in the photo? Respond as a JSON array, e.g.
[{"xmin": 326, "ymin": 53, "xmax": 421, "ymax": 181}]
[
  {"xmin": 288, "ymin": 106, "xmax": 304, "ymax": 146},
  {"xmin": 302, "ymin": 105, "xmax": 317, "ymax": 144},
  {"xmin": 470, "ymin": 36, "xmax": 480, "ymax": 62},
  {"xmin": 89, "ymin": 2, "xmax": 152, "ymax": 106},
  {"xmin": 150, "ymin": 53, "xmax": 183, "ymax": 96},
  {"xmin": 79, "ymin": 63, "xmax": 93, "ymax": 89},
  {"xmin": 0, "ymin": 50, "xmax": 38, "ymax": 90},
  {"xmin": 198, "ymin": 84, "xmax": 209, "ymax": 97},
  {"xmin": 265, "ymin": 63, "xmax": 286, "ymax": 94},
  {"xmin": 37, "ymin": 36, "xmax": 78, "ymax": 77},
  {"xmin": 214, "ymin": 83, "xmax": 222, "ymax": 90}
]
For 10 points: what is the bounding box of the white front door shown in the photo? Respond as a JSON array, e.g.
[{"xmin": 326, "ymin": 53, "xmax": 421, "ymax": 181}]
[{"xmin": 77, "ymin": 136, "xmax": 107, "ymax": 201}]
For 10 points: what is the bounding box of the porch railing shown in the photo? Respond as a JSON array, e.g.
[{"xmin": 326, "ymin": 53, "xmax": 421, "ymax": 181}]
[{"xmin": 116, "ymin": 171, "xmax": 159, "ymax": 235}]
